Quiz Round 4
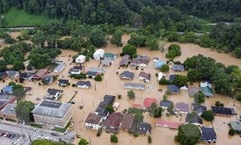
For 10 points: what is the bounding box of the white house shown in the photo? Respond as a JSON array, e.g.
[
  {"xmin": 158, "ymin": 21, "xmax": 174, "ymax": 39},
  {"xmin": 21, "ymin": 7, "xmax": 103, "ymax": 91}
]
[
  {"xmin": 158, "ymin": 72, "xmax": 166, "ymax": 81},
  {"xmin": 85, "ymin": 113, "xmax": 103, "ymax": 130},
  {"xmin": 53, "ymin": 63, "xmax": 65, "ymax": 73},
  {"xmin": 75, "ymin": 55, "xmax": 86, "ymax": 63},
  {"xmin": 93, "ymin": 49, "xmax": 105, "ymax": 60}
]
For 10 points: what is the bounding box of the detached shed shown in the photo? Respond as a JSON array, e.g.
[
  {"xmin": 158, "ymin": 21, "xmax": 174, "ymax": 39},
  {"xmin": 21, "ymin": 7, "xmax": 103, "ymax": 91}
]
[{"xmin": 75, "ymin": 55, "xmax": 86, "ymax": 63}]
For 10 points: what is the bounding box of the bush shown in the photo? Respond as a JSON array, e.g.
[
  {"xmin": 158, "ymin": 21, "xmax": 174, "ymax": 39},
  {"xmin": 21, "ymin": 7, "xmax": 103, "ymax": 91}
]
[
  {"xmin": 97, "ymin": 128, "xmax": 102, "ymax": 137},
  {"xmin": 110, "ymin": 134, "xmax": 118, "ymax": 143},
  {"xmin": 228, "ymin": 128, "xmax": 236, "ymax": 136},
  {"xmin": 148, "ymin": 136, "xmax": 152, "ymax": 143},
  {"xmin": 72, "ymin": 84, "xmax": 76, "ymax": 87},
  {"xmin": 94, "ymin": 75, "xmax": 102, "ymax": 81},
  {"xmin": 118, "ymin": 94, "xmax": 122, "ymax": 99}
]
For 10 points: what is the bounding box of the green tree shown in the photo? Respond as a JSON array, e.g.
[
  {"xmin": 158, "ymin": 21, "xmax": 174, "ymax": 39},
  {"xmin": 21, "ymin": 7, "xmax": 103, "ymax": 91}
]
[
  {"xmin": 111, "ymin": 29, "xmax": 124, "ymax": 47},
  {"xmin": 146, "ymin": 37, "xmax": 159, "ymax": 50},
  {"xmin": 89, "ymin": 28, "xmax": 107, "ymax": 48},
  {"xmin": 165, "ymin": 44, "xmax": 181, "ymax": 59},
  {"xmin": 172, "ymin": 75, "xmax": 188, "ymax": 87},
  {"xmin": 134, "ymin": 112, "xmax": 144, "ymax": 122},
  {"xmin": 127, "ymin": 33, "xmax": 146, "ymax": 47},
  {"xmin": 158, "ymin": 78, "xmax": 170, "ymax": 85},
  {"xmin": 127, "ymin": 90, "xmax": 135, "ymax": 100},
  {"xmin": 94, "ymin": 74, "xmax": 103, "ymax": 81},
  {"xmin": 153, "ymin": 107, "xmax": 163, "ymax": 118},
  {"xmin": 228, "ymin": 128, "xmax": 236, "ymax": 136},
  {"xmin": 193, "ymin": 91, "xmax": 205, "ymax": 104},
  {"xmin": 110, "ymin": 134, "xmax": 118, "ymax": 143},
  {"xmin": 175, "ymin": 124, "xmax": 201, "ymax": 145},
  {"xmin": 31, "ymin": 30, "xmax": 45, "ymax": 47},
  {"xmin": 78, "ymin": 138, "xmax": 89, "ymax": 145},
  {"xmin": 0, "ymin": 60, "xmax": 7, "ymax": 71},
  {"xmin": 201, "ymin": 110, "xmax": 215, "ymax": 121},
  {"xmin": 105, "ymin": 105, "xmax": 115, "ymax": 113},
  {"xmin": 160, "ymin": 64, "xmax": 169, "ymax": 72},
  {"xmin": 15, "ymin": 101, "xmax": 35, "ymax": 124},
  {"xmin": 12, "ymin": 61, "xmax": 25, "ymax": 71},
  {"xmin": 122, "ymin": 44, "xmax": 137, "ymax": 58}
]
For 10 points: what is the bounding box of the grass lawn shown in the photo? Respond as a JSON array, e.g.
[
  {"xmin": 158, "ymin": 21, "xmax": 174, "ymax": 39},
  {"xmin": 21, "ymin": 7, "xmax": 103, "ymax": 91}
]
[
  {"xmin": 30, "ymin": 140, "xmax": 65, "ymax": 145},
  {"xmin": 4, "ymin": 7, "xmax": 54, "ymax": 27}
]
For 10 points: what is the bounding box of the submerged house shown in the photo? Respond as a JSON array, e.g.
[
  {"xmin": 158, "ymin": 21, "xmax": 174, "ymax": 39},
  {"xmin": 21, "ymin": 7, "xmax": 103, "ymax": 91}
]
[{"xmin": 200, "ymin": 82, "xmax": 214, "ymax": 97}]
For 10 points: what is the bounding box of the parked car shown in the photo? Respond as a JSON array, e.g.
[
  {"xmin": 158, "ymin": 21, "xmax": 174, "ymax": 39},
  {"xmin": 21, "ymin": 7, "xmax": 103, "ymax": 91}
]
[{"xmin": 17, "ymin": 136, "xmax": 23, "ymax": 142}]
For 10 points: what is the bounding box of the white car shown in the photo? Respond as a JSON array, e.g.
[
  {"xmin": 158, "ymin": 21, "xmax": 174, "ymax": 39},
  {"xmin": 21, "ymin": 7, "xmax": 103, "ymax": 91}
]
[{"xmin": 17, "ymin": 136, "xmax": 23, "ymax": 142}]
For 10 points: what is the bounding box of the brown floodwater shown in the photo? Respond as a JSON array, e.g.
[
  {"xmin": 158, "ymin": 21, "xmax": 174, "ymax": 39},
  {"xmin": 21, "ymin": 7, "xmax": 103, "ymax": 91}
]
[{"xmin": 1, "ymin": 33, "xmax": 241, "ymax": 145}]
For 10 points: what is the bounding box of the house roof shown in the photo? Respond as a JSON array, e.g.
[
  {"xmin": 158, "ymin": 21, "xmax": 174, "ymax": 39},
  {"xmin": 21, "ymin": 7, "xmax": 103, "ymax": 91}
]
[
  {"xmin": 58, "ymin": 79, "xmax": 69, "ymax": 84},
  {"xmin": 167, "ymin": 85, "xmax": 180, "ymax": 93},
  {"xmin": 104, "ymin": 53, "xmax": 116, "ymax": 59},
  {"xmin": 0, "ymin": 72, "xmax": 7, "ymax": 79},
  {"xmin": 102, "ymin": 59, "xmax": 112, "ymax": 66},
  {"xmin": 143, "ymin": 98, "xmax": 157, "ymax": 108},
  {"xmin": 211, "ymin": 106, "xmax": 235, "ymax": 115},
  {"xmin": 85, "ymin": 113, "xmax": 102, "ymax": 124},
  {"xmin": 123, "ymin": 82, "xmax": 145, "ymax": 90},
  {"xmin": 76, "ymin": 81, "xmax": 91, "ymax": 87},
  {"xmin": 139, "ymin": 72, "xmax": 151, "ymax": 80},
  {"xmin": 122, "ymin": 113, "xmax": 134, "ymax": 129},
  {"xmin": 43, "ymin": 75, "xmax": 53, "ymax": 84},
  {"xmin": 172, "ymin": 64, "xmax": 185, "ymax": 71},
  {"xmin": 2, "ymin": 85, "xmax": 13, "ymax": 93},
  {"xmin": 34, "ymin": 69, "xmax": 48, "ymax": 78},
  {"xmin": 175, "ymin": 102, "xmax": 189, "ymax": 113},
  {"xmin": 230, "ymin": 120, "xmax": 241, "ymax": 132},
  {"xmin": 47, "ymin": 88, "xmax": 63, "ymax": 96},
  {"xmin": 54, "ymin": 63, "xmax": 65, "ymax": 72},
  {"xmin": 160, "ymin": 100, "xmax": 173, "ymax": 108},
  {"xmin": 102, "ymin": 112, "xmax": 124, "ymax": 129},
  {"xmin": 68, "ymin": 68, "xmax": 81, "ymax": 74},
  {"xmin": 185, "ymin": 113, "xmax": 203, "ymax": 124},
  {"xmin": 95, "ymin": 95, "xmax": 115, "ymax": 117},
  {"xmin": 188, "ymin": 87, "xmax": 200, "ymax": 96},
  {"xmin": 201, "ymin": 86, "xmax": 214, "ymax": 96},
  {"xmin": 155, "ymin": 60, "xmax": 165, "ymax": 68},
  {"xmin": 0, "ymin": 103, "xmax": 16, "ymax": 115},
  {"xmin": 119, "ymin": 55, "xmax": 130, "ymax": 66},
  {"xmin": 132, "ymin": 103, "xmax": 142, "ymax": 109},
  {"xmin": 86, "ymin": 71, "xmax": 99, "ymax": 77},
  {"xmin": 169, "ymin": 74, "xmax": 177, "ymax": 81},
  {"xmin": 89, "ymin": 67, "xmax": 104, "ymax": 73},
  {"xmin": 137, "ymin": 122, "xmax": 151, "ymax": 134},
  {"xmin": 191, "ymin": 103, "xmax": 207, "ymax": 114},
  {"xmin": 156, "ymin": 119, "xmax": 182, "ymax": 129},
  {"xmin": 201, "ymin": 127, "xmax": 216, "ymax": 142},
  {"xmin": 19, "ymin": 72, "xmax": 35, "ymax": 79},
  {"xmin": 6, "ymin": 71, "xmax": 19, "ymax": 78},
  {"xmin": 119, "ymin": 71, "xmax": 134, "ymax": 80},
  {"xmin": 0, "ymin": 95, "xmax": 15, "ymax": 107},
  {"xmin": 31, "ymin": 100, "xmax": 71, "ymax": 118}
]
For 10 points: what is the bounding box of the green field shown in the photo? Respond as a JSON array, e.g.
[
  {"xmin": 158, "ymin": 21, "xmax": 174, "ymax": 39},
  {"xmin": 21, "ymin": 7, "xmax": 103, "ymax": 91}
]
[
  {"xmin": 30, "ymin": 140, "xmax": 66, "ymax": 145},
  {"xmin": 4, "ymin": 8, "xmax": 53, "ymax": 27}
]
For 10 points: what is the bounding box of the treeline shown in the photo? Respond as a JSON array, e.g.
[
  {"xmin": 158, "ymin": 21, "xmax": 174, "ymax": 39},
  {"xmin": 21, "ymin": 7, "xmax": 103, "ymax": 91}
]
[{"xmin": 1, "ymin": 0, "xmax": 241, "ymax": 26}]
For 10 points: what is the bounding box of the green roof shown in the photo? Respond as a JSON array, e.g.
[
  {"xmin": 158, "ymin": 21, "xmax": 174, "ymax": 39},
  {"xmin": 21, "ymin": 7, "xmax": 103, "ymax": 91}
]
[
  {"xmin": 104, "ymin": 53, "xmax": 115, "ymax": 59},
  {"xmin": 230, "ymin": 121, "xmax": 241, "ymax": 131},
  {"xmin": 201, "ymin": 86, "xmax": 213, "ymax": 97}
]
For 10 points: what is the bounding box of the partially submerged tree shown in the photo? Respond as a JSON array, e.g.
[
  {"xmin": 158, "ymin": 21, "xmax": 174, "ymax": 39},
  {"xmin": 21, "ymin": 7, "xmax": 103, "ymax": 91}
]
[
  {"xmin": 201, "ymin": 110, "xmax": 215, "ymax": 121},
  {"xmin": 193, "ymin": 91, "xmax": 205, "ymax": 104},
  {"xmin": 175, "ymin": 124, "xmax": 201, "ymax": 145},
  {"xmin": 78, "ymin": 138, "xmax": 89, "ymax": 145},
  {"xmin": 127, "ymin": 90, "xmax": 135, "ymax": 100}
]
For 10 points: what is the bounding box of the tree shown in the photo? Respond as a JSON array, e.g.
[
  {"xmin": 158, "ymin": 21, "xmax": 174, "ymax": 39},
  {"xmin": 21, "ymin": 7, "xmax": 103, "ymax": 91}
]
[
  {"xmin": 31, "ymin": 30, "xmax": 45, "ymax": 47},
  {"xmin": 12, "ymin": 61, "xmax": 25, "ymax": 71},
  {"xmin": 134, "ymin": 112, "xmax": 144, "ymax": 122},
  {"xmin": 193, "ymin": 91, "xmax": 205, "ymax": 104},
  {"xmin": 175, "ymin": 124, "xmax": 201, "ymax": 145},
  {"xmin": 78, "ymin": 138, "xmax": 89, "ymax": 145},
  {"xmin": 228, "ymin": 128, "xmax": 236, "ymax": 136},
  {"xmin": 201, "ymin": 110, "xmax": 215, "ymax": 121},
  {"xmin": 111, "ymin": 29, "xmax": 124, "ymax": 47},
  {"xmin": 160, "ymin": 64, "xmax": 169, "ymax": 72},
  {"xmin": 110, "ymin": 134, "xmax": 118, "ymax": 143},
  {"xmin": 146, "ymin": 37, "xmax": 159, "ymax": 50},
  {"xmin": 215, "ymin": 101, "xmax": 221, "ymax": 107},
  {"xmin": 127, "ymin": 33, "xmax": 146, "ymax": 47},
  {"xmin": 127, "ymin": 90, "xmax": 135, "ymax": 100},
  {"xmin": 94, "ymin": 74, "xmax": 103, "ymax": 81},
  {"xmin": 0, "ymin": 60, "xmax": 7, "ymax": 71},
  {"xmin": 89, "ymin": 28, "xmax": 107, "ymax": 48},
  {"xmin": 165, "ymin": 44, "xmax": 181, "ymax": 60},
  {"xmin": 105, "ymin": 105, "xmax": 114, "ymax": 113},
  {"xmin": 172, "ymin": 75, "xmax": 188, "ymax": 87},
  {"xmin": 122, "ymin": 44, "xmax": 137, "ymax": 58},
  {"xmin": 153, "ymin": 107, "xmax": 163, "ymax": 118},
  {"xmin": 15, "ymin": 101, "xmax": 35, "ymax": 124}
]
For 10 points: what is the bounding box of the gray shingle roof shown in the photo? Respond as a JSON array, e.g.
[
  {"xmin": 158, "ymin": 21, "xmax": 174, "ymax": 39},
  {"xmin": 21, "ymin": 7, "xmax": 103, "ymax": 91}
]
[{"xmin": 31, "ymin": 100, "xmax": 71, "ymax": 118}]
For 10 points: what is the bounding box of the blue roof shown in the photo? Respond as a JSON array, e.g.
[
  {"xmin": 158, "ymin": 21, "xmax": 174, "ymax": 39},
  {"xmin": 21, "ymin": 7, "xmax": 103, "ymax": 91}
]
[
  {"xmin": 155, "ymin": 60, "xmax": 165, "ymax": 69},
  {"xmin": 2, "ymin": 86, "xmax": 13, "ymax": 93},
  {"xmin": 201, "ymin": 127, "xmax": 216, "ymax": 141},
  {"xmin": 167, "ymin": 85, "xmax": 180, "ymax": 93}
]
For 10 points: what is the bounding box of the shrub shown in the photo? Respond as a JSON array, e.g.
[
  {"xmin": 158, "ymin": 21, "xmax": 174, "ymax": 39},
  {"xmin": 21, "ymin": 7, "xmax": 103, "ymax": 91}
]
[
  {"xmin": 228, "ymin": 128, "xmax": 236, "ymax": 136},
  {"xmin": 148, "ymin": 136, "xmax": 152, "ymax": 143},
  {"xmin": 110, "ymin": 134, "xmax": 118, "ymax": 143},
  {"xmin": 72, "ymin": 84, "xmax": 76, "ymax": 87},
  {"xmin": 94, "ymin": 75, "xmax": 102, "ymax": 81},
  {"xmin": 118, "ymin": 94, "xmax": 122, "ymax": 99}
]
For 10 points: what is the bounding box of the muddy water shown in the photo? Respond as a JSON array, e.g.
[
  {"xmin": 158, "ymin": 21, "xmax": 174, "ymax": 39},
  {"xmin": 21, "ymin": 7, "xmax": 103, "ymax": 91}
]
[{"xmin": 1, "ymin": 33, "xmax": 240, "ymax": 145}]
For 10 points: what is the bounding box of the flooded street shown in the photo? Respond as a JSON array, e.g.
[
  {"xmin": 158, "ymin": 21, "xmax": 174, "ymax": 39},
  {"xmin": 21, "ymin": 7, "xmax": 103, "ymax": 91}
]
[{"xmin": 1, "ymin": 33, "xmax": 241, "ymax": 145}]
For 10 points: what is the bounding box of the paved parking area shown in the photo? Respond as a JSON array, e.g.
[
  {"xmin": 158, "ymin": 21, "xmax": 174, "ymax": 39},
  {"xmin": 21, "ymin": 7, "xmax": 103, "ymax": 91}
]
[{"xmin": 0, "ymin": 130, "xmax": 25, "ymax": 145}]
